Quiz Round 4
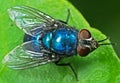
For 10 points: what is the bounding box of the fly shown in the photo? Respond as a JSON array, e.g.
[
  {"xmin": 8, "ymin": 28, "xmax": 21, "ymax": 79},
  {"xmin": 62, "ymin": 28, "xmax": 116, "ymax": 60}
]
[{"xmin": 2, "ymin": 6, "xmax": 112, "ymax": 81}]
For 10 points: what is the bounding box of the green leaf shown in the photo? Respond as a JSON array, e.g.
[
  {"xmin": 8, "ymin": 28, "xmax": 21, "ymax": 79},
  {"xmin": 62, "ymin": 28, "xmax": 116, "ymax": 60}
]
[{"xmin": 0, "ymin": 0, "xmax": 120, "ymax": 83}]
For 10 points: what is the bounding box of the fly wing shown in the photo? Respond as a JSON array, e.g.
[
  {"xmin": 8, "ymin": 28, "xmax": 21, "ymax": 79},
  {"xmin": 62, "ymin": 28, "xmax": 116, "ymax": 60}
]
[
  {"xmin": 8, "ymin": 6, "xmax": 56, "ymax": 36},
  {"xmin": 2, "ymin": 41, "xmax": 59, "ymax": 69}
]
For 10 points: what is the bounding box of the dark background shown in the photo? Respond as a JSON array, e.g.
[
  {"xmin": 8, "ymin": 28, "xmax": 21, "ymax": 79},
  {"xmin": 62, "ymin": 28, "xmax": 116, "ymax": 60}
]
[{"xmin": 70, "ymin": 0, "xmax": 120, "ymax": 57}]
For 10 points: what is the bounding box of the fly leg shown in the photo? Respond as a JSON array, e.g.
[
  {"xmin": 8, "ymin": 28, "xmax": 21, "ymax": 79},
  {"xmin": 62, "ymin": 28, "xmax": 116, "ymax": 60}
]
[
  {"xmin": 58, "ymin": 9, "xmax": 71, "ymax": 24},
  {"xmin": 55, "ymin": 59, "xmax": 78, "ymax": 81},
  {"xmin": 65, "ymin": 9, "xmax": 70, "ymax": 24}
]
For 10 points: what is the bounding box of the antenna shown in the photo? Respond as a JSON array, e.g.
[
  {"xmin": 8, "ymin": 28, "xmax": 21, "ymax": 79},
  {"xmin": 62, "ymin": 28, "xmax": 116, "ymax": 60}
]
[
  {"xmin": 97, "ymin": 37, "xmax": 116, "ymax": 46},
  {"xmin": 99, "ymin": 43, "xmax": 116, "ymax": 45},
  {"xmin": 98, "ymin": 37, "xmax": 109, "ymax": 42}
]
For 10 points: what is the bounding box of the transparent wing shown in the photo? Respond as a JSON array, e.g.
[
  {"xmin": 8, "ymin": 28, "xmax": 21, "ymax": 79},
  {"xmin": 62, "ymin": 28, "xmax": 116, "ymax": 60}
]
[
  {"xmin": 8, "ymin": 6, "xmax": 55, "ymax": 36},
  {"xmin": 2, "ymin": 41, "xmax": 59, "ymax": 69}
]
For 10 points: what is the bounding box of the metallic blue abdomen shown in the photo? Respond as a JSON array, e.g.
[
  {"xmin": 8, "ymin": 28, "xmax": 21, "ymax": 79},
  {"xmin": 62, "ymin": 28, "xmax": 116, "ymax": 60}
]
[{"xmin": 42, "ymin": 28, "xmax": 78, "ymax": 55}]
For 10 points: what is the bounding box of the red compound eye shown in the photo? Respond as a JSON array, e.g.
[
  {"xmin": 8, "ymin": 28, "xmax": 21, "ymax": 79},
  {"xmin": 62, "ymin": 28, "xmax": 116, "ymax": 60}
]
[
  {"xmin": 78, "ymin": 29, "xmax": 91, "ymax": 39},
  {"xmin": 77, "ymin": 46, "xmax": 90, "ymax": 57},
  {"xmin": 77, "ymin": 29, "xmax": 91, "ymax": 56}
]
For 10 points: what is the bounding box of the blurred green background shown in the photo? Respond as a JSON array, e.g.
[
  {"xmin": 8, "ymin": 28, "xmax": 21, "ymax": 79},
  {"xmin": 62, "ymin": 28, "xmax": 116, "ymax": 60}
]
[{"xmin": 69, "ymin": 0, "xmax": 120, "ymax": 57}]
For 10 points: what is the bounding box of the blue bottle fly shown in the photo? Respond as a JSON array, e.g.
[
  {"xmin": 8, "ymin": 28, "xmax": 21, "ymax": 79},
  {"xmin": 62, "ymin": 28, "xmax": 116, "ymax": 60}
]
[{"xmin": 2, "ymin": 6, "xmax": 111, "ymax": 81}]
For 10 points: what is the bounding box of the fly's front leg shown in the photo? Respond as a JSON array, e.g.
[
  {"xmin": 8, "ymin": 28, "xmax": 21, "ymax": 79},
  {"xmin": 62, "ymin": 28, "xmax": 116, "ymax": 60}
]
[
  {"xmin": 55, "ymin": 59, "xmax": 78, "ymax": 81},
  {"xmin": 65, "ymin": 9, "xmax": 70, "ymax": 24},
  {"xmin": 58, "ymin": 9, "xmax": 71, "ymax": 24}
]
